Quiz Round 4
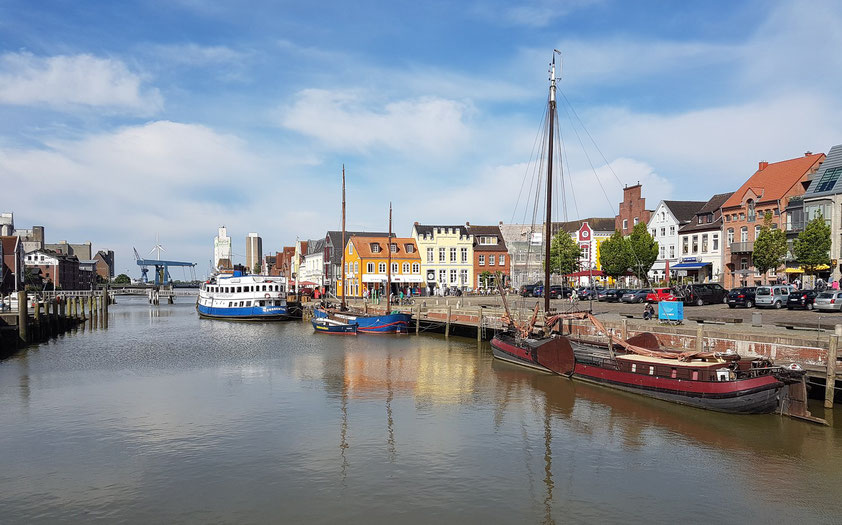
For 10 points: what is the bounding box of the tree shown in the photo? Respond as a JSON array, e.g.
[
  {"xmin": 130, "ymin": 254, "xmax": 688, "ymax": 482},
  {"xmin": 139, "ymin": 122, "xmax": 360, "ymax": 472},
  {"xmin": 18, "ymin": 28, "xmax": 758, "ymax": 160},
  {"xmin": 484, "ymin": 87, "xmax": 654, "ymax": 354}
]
[
  {"xmin": 627, "ymin": 222, "xmax": 658, "ymax": 286},
  {"xmin": 253, "ymin": 262, "xmax": 262, "ymax": 275},
  {"xmin": 598, "ymin": 230, "xmax": 632, "ymax": 280},
  {"xmin": 548, "ymin": 230, "xmax": 581, "ymax": 277},
  {"xmin": 752, "ymin": 212, "xmax": 787, "ymax": 284},
  {"xmin": 479, "ymin": 270, "xmax": 492, "ymax": 289},
  {"xmin": 114, "ymin": 273, "xmax": 131, "ymax": 284},
  {"xmin": 794, "ymin": 213, "xmax": 832, "ymax": 277}
]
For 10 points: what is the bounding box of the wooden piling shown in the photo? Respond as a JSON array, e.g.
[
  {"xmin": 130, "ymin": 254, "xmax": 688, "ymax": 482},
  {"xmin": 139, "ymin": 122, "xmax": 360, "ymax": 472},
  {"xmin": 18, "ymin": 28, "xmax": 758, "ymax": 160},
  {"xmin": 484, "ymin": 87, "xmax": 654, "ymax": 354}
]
[
  {"xmin": 826, "ymin": 326, "xmax": 840, "ymax": 408},
  {"xmin": 103, "ymin": 287, "xmax": 109, "ymax": 328},
  {"xmin": 415, "ymin": 305, "xmax": 420, "ymax": 335},
  {"xmin": 477, "ymin": 308, "xmax": 483, "ymax": 342},
  {"xmin": 696, "ymin": 325, "xmax": 704, "ymax": 353},
  {"xmin": 17, "ymin": 291, "xmax": 28, "ymax": 346},
  {"xmin": 34, "ymin": 299, "xmax": 41, "ymax": 339},
  {"xmin": 445, "ymin": 306, "xmax": 452, "ymax": 338},
  {"xmin": 621, "ymin": 319, "xmax": 628, "ymax": 341}
]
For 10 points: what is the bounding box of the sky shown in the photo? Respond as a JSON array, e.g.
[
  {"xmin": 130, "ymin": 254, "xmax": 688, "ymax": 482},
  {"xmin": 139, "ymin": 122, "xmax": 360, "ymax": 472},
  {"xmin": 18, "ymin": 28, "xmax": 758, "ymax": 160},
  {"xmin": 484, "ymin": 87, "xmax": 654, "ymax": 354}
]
[{"xmin": 2, "ymin": 0, "xmax": 842, "ymax": 279}]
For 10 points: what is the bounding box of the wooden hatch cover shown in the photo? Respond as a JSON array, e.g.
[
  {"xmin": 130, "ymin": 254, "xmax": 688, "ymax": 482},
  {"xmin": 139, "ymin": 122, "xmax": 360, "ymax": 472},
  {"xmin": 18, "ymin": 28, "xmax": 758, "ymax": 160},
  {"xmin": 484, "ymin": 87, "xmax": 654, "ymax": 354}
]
[{"xmin": 534, "ymin": 336, "xmax": 576, "ymax": 376}]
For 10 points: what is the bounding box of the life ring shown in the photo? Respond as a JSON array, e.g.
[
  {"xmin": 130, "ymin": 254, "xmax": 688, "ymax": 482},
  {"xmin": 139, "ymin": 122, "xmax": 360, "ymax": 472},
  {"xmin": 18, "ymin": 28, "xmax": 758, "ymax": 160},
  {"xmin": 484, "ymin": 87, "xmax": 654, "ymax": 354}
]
[{"xmin": 264, "ymin": 293, "xmax": 271, "ymax": 299}]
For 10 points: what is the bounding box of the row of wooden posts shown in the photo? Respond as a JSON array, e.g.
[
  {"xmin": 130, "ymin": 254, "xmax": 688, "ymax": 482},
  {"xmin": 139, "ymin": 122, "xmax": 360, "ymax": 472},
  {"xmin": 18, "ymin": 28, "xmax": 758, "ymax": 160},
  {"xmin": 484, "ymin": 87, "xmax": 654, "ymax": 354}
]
[{"xmin": 13, "ymin": 289, "xmax": 112, "ymax": 348}]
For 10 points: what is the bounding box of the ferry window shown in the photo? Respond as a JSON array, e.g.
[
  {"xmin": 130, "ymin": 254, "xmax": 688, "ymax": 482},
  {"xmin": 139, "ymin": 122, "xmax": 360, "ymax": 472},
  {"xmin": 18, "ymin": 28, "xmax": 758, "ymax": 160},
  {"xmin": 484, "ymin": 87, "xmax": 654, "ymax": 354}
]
[
  {"xmin": 246, "ymin": 301, "xmax": 251, "ymax": 306},
  {"xmin": 692, "ymin": 371, "xmax": 699, "ymax": 380},
  {"xmin": 649, "ymin": 366, "xmax": 654, "ymax": 375},
  {"xmin": 262, "ymin": 285, "xmax": 266, "ymax": 292},
  {"xmin": 228, "ymin": 302, "xmax": 232, "ymax": 307},
  {"xmin": 631, "ymin": 364, "xmax": 636, "ymax": 373},
  {"xmin": 237, "ymin": 287, "xmax": 242, "ymax": 293},
  {"xmin": 671, "ymin": 368, "xmax": 677, "ymax": 379}
]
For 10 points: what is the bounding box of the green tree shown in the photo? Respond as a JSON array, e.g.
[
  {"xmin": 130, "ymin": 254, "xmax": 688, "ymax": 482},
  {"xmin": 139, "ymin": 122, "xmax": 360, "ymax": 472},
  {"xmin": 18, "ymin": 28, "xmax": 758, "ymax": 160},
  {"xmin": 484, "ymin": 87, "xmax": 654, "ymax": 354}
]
[
  {"xmin": 627, "ymin": 222, "xmax": 658, "ymax": 286},
  {"xmin": 114, "ymin": 273, "xmax": 131, "ymax": 284},
  {"xmin": 253, "ymin": 262, "xmax": 262, "ymax": 275},
  {"xmin": 752, "ymin": 212, "xmax": 787, "ymax": 284},
  {"xmin": 548, "ymin": 230, "xmax": 582, "ymax": 276},
  {"xmin": 598, "ymin": 230, "xmax": 632, "ymax": 280},
  {"xmin": 479, "ymin": 270, "xmax": 492, "ymax": 289},
  {"xmin": 794, "ymin": 213, "xmax": 832, "ymax": 276}
]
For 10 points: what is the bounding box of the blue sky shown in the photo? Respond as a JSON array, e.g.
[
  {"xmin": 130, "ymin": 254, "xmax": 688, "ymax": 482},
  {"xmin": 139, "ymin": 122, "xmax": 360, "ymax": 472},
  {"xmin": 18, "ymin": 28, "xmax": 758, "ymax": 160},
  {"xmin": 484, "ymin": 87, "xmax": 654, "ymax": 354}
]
[{"xmin": 2, "ymin": 0, "xmax": 841, "ymax": 278}]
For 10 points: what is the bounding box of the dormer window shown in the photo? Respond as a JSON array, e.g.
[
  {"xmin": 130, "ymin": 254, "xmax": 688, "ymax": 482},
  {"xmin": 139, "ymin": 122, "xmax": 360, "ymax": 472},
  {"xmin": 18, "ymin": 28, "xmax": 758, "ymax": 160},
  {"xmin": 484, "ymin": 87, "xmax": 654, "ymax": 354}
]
[
  {"xmin": 390, "ymin": 243, "xmax": 397, "ymax": 253},
  {"xmin": 370, "ymin": 243, "xmax": 381, "ymax": 253},
  {"xmin": 405, "ymin": 244, "xmax": 415, "ymax": 253}
]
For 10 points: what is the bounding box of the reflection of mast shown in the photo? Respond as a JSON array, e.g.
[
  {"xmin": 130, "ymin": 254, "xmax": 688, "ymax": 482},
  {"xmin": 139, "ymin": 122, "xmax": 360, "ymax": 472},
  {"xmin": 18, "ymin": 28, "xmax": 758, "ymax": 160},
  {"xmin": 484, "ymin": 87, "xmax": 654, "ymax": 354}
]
[
  {"xmin": 340, "ymin": 376, "xmax": 349, "ymax": 484},
  {"xmin": 542, "ymin": 398, "xmax": 555, "ymax": 525},
  {"xmin": 386, "ymin": 353, "xmax": 396, "ymax": 461}
]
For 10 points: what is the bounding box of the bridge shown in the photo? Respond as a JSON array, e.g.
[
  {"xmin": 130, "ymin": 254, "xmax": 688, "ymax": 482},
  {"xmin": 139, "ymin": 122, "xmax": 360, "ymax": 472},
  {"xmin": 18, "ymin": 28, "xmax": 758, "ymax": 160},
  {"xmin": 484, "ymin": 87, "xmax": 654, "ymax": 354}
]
[{"xmin": 133, "ymin": 248, "xmax": 197, "ymax": 285}]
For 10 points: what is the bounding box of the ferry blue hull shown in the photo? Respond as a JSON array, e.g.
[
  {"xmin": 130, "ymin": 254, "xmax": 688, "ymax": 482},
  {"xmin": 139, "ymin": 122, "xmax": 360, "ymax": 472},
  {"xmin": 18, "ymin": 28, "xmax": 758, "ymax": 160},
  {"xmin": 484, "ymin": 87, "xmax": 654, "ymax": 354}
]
[
  {"xmin": 313, "ymin": 308, "xmax": 411, "ymax": 333},
  {"xmin": 197, "ymin": 303, "xmax": 291, "ymax": 321}
]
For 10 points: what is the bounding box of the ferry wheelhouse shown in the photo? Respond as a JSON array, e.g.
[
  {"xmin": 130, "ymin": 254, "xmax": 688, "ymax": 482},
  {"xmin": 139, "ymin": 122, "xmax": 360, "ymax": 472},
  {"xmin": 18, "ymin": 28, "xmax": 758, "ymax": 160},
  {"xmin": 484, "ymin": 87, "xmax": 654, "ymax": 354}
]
[{"xmin": 197, "ymin": 272, "xmax": 289, "ymax": 320}]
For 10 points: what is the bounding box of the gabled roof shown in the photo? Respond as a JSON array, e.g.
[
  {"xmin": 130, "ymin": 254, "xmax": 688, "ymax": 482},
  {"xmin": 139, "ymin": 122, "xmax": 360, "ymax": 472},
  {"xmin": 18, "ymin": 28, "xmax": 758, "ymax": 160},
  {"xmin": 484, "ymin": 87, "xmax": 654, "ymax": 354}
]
[
  {"xmin": 307, "ymin": 238, "xmax": 326, "ymax": 254},
  {"xmin": 1, "ymin": 235, "xmax": 20, "ymax": 254},
  {"xmin": 723, "ymin": 153, "xmax": 825, "ymax": 208},
  {"xmin": 552, "ymin": 217, "xmax": 615, "ymax": 234},
  {"xmin": 413, "ymin": 224, "xmax": 470, "ymax": 237},
  {"xmin": 325, "ymin": 231, "xmax": 391, "ymax": 264},
  {"xmin": 662, "ymin": 201, "xmax": 707, "ymax": 224},
  {"xmin": 678, "ymin": 192, "xmax": 734, "ymax": 234},
  {"xmin": 349, "ymin": 236, "xmax": 420, "ymax": 260},
  {"xmin": 467, "ymin": 225, "xmax": 508, "ymax": 252},
  {"xmin": 805, "ymin": 145, "xmax": 842, "ymax": 196}
]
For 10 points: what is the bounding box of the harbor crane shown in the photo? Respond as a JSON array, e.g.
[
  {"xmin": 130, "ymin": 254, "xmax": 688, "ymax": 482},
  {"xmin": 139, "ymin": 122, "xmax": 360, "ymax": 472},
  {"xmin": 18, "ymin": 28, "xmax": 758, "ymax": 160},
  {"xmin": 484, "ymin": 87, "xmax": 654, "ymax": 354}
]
[{"xmin": 132, "ymin": 237, "xmax": 197, "ymax": 285}]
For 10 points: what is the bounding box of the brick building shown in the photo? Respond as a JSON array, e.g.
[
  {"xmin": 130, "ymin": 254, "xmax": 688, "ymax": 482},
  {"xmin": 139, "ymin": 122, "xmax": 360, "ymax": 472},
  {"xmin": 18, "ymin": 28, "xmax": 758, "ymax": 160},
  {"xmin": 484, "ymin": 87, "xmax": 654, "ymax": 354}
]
[
  {"xmin": 24, "ymin": 249, "xmax": 93, "ymax": 290},
  {"xmin": 94, "ymin": 250, "xmax": 115, "ymax": 281},
  {"xmin": 615, "ymin": 183, "xmax": 652, "ymax": 236},
  {"xmin": 722, "ymin": 153, "xmax": 825, "ymax": 288},
  {"xmin": 1, "ymin": 235, "xmax": 25, "ymax": 294},
  {"xmin": 467, "ymin": 224, "xmax": 510, "ymax": 290}
]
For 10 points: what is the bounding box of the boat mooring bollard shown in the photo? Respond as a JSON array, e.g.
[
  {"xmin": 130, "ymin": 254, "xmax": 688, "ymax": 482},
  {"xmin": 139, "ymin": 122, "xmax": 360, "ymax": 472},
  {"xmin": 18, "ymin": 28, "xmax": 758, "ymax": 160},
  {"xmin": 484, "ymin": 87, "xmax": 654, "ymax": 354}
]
[
  {"xmin": 445, "ymin": 306, "xmax": 452, "ymax": 338},
  {"xmin": 17, "ymin": 290, "xmax": 28, "ymax": 346}
]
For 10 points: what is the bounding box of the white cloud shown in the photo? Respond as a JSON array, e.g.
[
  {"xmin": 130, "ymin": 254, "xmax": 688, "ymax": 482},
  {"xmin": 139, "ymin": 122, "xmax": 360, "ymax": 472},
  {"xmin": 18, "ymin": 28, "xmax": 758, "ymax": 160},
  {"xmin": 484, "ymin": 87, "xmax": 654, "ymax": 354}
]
[
  {"xmin": 0, "ymin": 52, "xmax": 162, "ymax": 114},
  {"xmin": 472, "ymin": 0, "xmax": 604, "ymax": 27},
  {"xmin": 279, "ymin": 89, "xmax": 473, "ymax": 158},
  {"xmin": 147, "ymin": 43, "xmax": 249, "ymax": 66}
]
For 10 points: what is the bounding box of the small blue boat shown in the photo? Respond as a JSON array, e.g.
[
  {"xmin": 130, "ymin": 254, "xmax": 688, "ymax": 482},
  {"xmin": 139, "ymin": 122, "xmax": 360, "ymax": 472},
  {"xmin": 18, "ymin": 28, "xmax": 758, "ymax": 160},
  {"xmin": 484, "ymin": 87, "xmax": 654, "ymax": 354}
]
[
  {"xmin": 313, "ymin": 308, "xmax": 411, "ymax": 334},
  {"xmin": 311, "ymin": 317, "xmax": 358, "ymax": 334}
]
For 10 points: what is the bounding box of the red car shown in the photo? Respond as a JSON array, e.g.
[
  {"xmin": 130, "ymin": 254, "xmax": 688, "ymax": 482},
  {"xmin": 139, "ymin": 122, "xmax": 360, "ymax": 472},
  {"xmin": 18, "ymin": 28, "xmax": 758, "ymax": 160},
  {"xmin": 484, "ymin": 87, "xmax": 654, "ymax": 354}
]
[{"xmin": 646, "ymin": 288, "xmax": 677, "ymax": 302}]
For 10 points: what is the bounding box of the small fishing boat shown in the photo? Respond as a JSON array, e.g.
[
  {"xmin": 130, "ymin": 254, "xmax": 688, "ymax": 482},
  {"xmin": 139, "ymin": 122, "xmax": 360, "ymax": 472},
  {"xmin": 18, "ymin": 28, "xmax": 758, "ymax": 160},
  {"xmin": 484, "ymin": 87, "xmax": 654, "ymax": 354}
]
[
  {"xmin": 197, "ymin": 271, "xmax": 290, "ymax": 320},
  {"xmin": 311, "ymin": 317, "xmax": 358, "ymax": 334}
]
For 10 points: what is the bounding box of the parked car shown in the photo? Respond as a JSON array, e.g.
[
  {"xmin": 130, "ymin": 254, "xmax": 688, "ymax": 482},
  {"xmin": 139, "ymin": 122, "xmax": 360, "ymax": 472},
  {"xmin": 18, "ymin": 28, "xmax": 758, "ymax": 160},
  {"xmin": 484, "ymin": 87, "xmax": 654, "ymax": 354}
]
[
  {"xmin": 726, "ymin": 287, "xmax": 757, "ymax": 308},
  {"xmin": 787, "ymin": 290, "xmax": 818, "ymax": 310},
  {"xmin": 603, "ymin": 288, "xmax": 629, "ymax": 302},
  {"xmin": 679, "ymin": 283, "xmax": 728, "ymax": 306},
  {"xmin": 754, "ymin": 285, "xmax": 791, "ymax": 309},
  {"xmin": 645, "ymin": 288, "xmax": 677, "ymax": 302},
  {"xmin": 596, "ymin": 289, "xmax": 613, "ymax": 301},
  {"xmin": 621, "ymin": 289, "xmax": 653, "ymax": 303},
  {"xmin": 520, "ymin": 283, "xmax": 541, "ymax": 297},
  {"xmin": 815, "ymin": 291, "xmax": 842, "ymax": 311},
  {"xmin": 548, "ymin": 285, "xmax": 573, "ymax": 299},
  {"xmin": 578, "ymin": 286, "xmax": 604, "ymax": 300}
]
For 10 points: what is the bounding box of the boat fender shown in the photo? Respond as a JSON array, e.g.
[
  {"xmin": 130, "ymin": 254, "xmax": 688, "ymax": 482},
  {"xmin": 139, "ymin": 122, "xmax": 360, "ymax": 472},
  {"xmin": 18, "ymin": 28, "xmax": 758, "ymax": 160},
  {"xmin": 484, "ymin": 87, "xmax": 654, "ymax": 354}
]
[{"xmin": 788, "ymin": 363, "xmax": 803, "ymax": 371}]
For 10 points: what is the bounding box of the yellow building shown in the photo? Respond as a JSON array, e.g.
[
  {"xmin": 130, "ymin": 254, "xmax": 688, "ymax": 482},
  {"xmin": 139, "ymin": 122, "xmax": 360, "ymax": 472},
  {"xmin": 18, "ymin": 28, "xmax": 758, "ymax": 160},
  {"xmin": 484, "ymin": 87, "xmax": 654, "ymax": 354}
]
[
  {"xmin": 411, "ymin": 223, "xmax": 474, "ymax": 293},
  {"xmin": 337, "ymin": 236, "xmax": 422, "ymax": 298}
]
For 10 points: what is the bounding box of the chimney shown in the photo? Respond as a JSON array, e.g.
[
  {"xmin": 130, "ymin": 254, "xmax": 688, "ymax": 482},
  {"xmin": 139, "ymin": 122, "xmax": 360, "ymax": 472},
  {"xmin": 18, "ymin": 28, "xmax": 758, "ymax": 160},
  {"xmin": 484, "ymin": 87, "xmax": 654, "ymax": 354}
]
[
  {"xmin": 466, "ymin": 221, "xmax": 470, "ymax": 226},
  {"xmin": 413, "ymin": 221, "xmax": 419, "ymax": 225},
  {"xmin": 805, "ymin": 151, "xmax": 813, "ymax": 156},
  {"xmin": 759, "ymin": 161, "xmax": 768, "ymax": 171}
]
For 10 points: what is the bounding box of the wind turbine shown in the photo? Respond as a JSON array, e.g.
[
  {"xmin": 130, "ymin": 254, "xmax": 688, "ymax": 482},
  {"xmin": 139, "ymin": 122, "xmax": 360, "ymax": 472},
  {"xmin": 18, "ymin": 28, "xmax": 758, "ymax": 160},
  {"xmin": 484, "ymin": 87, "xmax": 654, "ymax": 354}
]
[{"xmin": 150, "ymin": 233, "xmax": 165, "ymax": 260}]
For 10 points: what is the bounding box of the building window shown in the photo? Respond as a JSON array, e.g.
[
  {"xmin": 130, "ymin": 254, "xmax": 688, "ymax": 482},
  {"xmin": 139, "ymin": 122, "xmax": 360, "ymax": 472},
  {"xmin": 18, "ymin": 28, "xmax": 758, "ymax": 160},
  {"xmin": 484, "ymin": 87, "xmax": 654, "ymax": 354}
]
[
  {"xmin": 371, "ymin": 243, "xmax": 381, "ymax": 253},
  {"xmin": 740, "ymin": 226, "xmax": 748, "ymax": 242},
  {"xmin": 489, "ymin": 255, "xmax": 495, "ymax": 265},
  {"xmin": 439, "ymin": 248, "xmax": 445, "ymax": 262},
  {"xmin": 725, "ymin": 214, "xmax": 730, "ymax": 222},
  {"xmin": 739, "ymin": 213, "xmax": 745, "ymax": 221},
  {"xmin": 623, "ymin": 219, "xmax": 628, "ymax": 230},
  {"xmin": 747, "ymin": 199, "xmax": 755, "ymax": 222},
  {"xmin": 461, "ymin": 247, "xmax": 468, "ymax": 263},
  {"xmin": 816, "ymin": 166, "xmax": 842, "ymax": 192},
  {"xmin": 367, "ymin": 262, "xmax": 374, "ymax": 273},
  {"xmin": 701, "ymin": 234, "xmax": 708, "ymax": 253},
  {"xmin": 427, "ymin": 248, "xmax": 434, "ymax": 263},
  {"xmin": 669, "ymin": 245, "xmax": 675, "ymax": 258},
  {"xmin": 450, "ymin": 269, "xmax": 457, "ymax": 283},
  {"xmin": 740, "ymin": 258, "xmax": 748, "ymax": 270},
  {"xmin": 439, "ymin": 270, "xmax": 446, "ymax": 283},
  {"xmin": 390, "ymin": 243, "xmax": 397, "ymax": 253},
  {"xmin": 460, "ymin": 269, "xmax": 468, "ymax": 284},
  {"xmin": 412, "ymin": 263, "xmax": 420, "ymax": 273},
  {"xmin": 479, "ymin": 255, "xmax": 485, "ymax": 265},
  {"xmin": 651, "ymin": 229, "xmax": 656, "ymax": 237},
  {"xmin": 670, "ymin": 226, "xmax": 675, "ymax": 235},
  {"xmin": 661, "ymin": 227, "xmax": 666, "ymax": 236},
  {"xmin": 727, "ymin": 228, "xmax": 734, "ymax": 245},
  {"xmin": 403, "ymin": 263, "xmax": 410, "ymax": 273},
  {"xmin": 450, "ymin": 247, "xmax": 457, "ymax": 262},
  {"xmin": 379, "ymin": 263, "xmax": 386, "ymax": 273},
  {"xmin": 713, "ymin": 233, "xmax": 719, "ymax": 251},
  {"xmin": 692, "ymin": 235, "xmax": 698, "ymax": 253},
  {"xmin": 499, "ymin": 254, "xmax": 505, "ymax": 265},
  {"xmin": 405, "ymin": 244, "xmax": 415, "ymax": 253},
  {"xmin": 354, "ymin": 262, "xmax": 358, "ymax": 273},
  {"xmin": 660, "ymin": 245, "xmax": 665, "ymax": 258},
  {"xmin": 348, "ymin": 243, "xmax": 354, "ymax": 254},
  {"xmin": 391, "ymin": 263, "xmax": 398, "ymax": 273},
  {"xmin": 634, "ymin": 217, "xmax": 639, "ymax": 225},
  {"xmin": 682, "ymin": 237, "xmax": 689, "ymax": 254},
  {"xmin": 754, "ymin": 225, "xmax": 761, "ymax": 240}
]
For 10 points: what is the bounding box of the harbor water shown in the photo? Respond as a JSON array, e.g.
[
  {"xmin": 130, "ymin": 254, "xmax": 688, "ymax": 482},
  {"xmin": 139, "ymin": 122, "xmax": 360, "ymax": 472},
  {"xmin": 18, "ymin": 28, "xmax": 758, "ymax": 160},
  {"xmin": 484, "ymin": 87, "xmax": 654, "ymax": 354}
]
[{"xmin": 1, "ymin": 297, "xmax": 841, "ymax": 523}]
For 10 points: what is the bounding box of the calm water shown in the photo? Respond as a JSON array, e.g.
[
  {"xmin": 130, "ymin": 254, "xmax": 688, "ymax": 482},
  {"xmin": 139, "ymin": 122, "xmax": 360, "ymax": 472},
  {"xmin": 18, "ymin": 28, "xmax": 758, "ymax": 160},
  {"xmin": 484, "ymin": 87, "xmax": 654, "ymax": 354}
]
[{"xmin": 1, "ymin": 297, "xmax": 841, "ymax": 524}]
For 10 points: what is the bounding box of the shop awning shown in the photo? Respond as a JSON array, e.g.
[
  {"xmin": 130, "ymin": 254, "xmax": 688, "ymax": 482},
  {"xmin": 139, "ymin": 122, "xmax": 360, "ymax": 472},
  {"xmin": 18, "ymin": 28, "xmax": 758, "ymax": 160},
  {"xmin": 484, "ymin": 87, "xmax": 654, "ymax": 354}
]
[
  {"xmin": 392, "ymin": 275, "xmax": 423, "ymax": 283},
  {"xmin": 671, "ymin": 262, "xmax": 711, "ymax": 270},
  {"xmin": 785, "ymin": 265, "xmax": 830, "ymax": 273},
  {"xmin": 566, "ymin": 270, "xmax": 605, "ymax": 277}
]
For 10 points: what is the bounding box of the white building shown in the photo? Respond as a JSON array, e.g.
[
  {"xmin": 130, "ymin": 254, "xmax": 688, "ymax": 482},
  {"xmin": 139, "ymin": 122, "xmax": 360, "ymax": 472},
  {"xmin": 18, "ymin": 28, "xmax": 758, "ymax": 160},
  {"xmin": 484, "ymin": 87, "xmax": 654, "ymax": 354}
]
[
  {"xmin": 499, "ymin": 223, "xmax": 544, "ymax": 289},
  {"xmin": 245, "ymin": 232, "xmax": 263, "ymax": 272},
  {"xmin": 647, "ymin": 200, "xmax": 706, "ymax": 282},
  {"xmin": 675, "ymin": 193, "xmax": 733, "ymax": 283},
  {"xmin": 214, "ymin": 226, "xmax": 232, "ymax": 270},
  {"xmin": 300, "ymin": 238, "xmax": 326, "ymax": 288}
]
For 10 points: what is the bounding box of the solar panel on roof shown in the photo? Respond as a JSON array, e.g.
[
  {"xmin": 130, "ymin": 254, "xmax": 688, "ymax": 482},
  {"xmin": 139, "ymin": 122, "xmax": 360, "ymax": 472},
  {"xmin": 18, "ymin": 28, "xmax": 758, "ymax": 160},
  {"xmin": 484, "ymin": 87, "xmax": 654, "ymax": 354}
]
[{"xmin": 816, "ymin": 166, "xmax": 842, "ymax": 193}]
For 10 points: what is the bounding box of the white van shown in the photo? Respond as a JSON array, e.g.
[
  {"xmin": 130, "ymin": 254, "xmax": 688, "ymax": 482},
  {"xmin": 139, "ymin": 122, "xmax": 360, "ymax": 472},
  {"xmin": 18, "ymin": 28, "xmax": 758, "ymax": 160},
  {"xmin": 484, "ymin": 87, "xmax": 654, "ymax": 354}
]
[{"xmin": 754, "ymin": 285, "xmax": 791, "ymax": 308}]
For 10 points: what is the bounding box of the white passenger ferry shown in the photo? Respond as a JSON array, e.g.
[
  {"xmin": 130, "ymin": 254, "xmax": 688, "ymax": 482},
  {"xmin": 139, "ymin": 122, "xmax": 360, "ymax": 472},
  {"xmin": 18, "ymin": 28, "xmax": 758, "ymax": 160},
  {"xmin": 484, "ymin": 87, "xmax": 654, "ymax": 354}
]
[{"xmin": 197, "ymin": 272, "xmax": 290, "ymax": 320}]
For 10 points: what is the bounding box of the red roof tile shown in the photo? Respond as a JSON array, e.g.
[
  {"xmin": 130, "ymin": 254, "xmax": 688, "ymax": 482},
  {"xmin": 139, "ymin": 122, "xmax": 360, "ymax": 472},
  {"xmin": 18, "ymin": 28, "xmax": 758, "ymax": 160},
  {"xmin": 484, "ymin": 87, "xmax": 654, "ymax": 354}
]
[{"xmin": 723, "ymin": 154, "xmax": 825, "ymax": 209}]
